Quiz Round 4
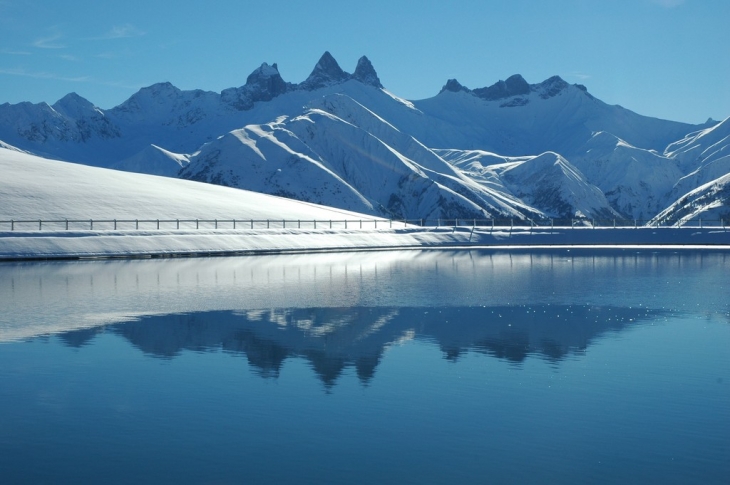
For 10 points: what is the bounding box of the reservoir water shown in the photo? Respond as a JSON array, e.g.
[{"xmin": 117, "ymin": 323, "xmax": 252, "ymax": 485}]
[{"xmin": 1, "ymin": 249, "xmax": 728, "ymax": 484}]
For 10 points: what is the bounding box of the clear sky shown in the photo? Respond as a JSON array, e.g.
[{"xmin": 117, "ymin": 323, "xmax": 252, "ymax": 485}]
[{"xmin": 1, "ymin": 0, "xmax": 728, "ymax": 124}]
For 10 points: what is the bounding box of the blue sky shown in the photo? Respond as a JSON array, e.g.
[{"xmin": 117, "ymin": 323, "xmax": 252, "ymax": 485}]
[{"xmin": 0, "ymin": 0, "xmax": 727, "ymax": 123}]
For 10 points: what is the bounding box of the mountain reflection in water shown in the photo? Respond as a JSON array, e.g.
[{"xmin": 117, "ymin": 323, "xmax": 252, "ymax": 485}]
[{"xmin": 54, "ymin": 304, "xmax": 665, "ymax": 388}]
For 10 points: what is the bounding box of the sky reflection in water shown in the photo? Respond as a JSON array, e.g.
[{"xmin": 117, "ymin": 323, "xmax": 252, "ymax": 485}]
[{"xmin": 0, "ymin": 249, "xmax": 728, "ymax": 484}]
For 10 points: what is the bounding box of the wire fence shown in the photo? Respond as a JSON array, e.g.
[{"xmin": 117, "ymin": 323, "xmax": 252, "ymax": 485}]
[{"xmin": 0, "ymin": 217, "xmax": 727, "ymax": 232}]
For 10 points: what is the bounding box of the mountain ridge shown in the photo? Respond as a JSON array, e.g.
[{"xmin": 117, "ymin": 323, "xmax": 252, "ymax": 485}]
[{"xmin": 1, "ymin": 51, "xmax": 727, "ymax": 223}]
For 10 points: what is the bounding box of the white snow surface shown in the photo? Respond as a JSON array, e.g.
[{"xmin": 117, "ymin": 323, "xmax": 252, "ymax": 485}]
[{"xmin": 1, "ymin": 147, "xmax": 728, "ymax": 261}]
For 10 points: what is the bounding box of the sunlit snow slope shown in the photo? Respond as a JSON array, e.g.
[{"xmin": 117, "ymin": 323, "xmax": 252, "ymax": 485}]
[{"xmin": 0, "ymin": 146, "xmax": 372, "ymax": 221}]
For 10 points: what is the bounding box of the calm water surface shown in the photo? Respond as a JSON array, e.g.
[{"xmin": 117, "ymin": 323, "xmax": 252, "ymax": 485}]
[{"xmin": 1, "ymin": 250, "xmax": 728, "ymax": 484}]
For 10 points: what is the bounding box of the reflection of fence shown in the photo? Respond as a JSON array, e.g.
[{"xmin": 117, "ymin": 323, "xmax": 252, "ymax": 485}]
[{"xmin": 0, "ymin": 218, "xmax": 727, "ymax": 232}]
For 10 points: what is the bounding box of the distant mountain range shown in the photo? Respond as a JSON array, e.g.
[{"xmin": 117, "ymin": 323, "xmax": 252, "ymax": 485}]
[{"xmin": 1, "ymin": 51, "xmax": 728, "ymax": 223}]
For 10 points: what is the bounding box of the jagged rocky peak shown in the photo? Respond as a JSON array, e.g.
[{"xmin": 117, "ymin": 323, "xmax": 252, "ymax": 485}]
[
  {"xmin": 221, "ymin": 61, "xmax": 290, "ymax": 111},
  {"xmin": 352, "ymin": 56, "xmax": 383, "ymax": 88},
  {"xmin": 245, "ymin": 62, "xmax": 287, "ymax": 91},
  {"xmin": 244, "ymin": 62, "xmax": 289, "ymax": 98},
  {"xmin": 440, "ymin": 79, "xmax": 470, "ymax": 94},
  {"xmin": 300, "ymin": 51, "xmax": 350, "ymax": 90},
  {"xmin": 535, "ymin": 75, "xmax": 569, "ymax": 99},
  {"xmin": 473, "ymin": 74, "xmax": 530, "ymax": 101}
]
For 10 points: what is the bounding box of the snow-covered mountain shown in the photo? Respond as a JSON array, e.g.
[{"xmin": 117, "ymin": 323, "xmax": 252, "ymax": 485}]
[
  {"xmin": 1, "ymin": 51, "xmax": 727, "ymax": 222},
  {"xmin": 0, "ymin": 145, "xmax": 372, "ymax": 221},
  {"xmin": 438, "ymin": 149, "xmax": 619, "ymax": 219}
]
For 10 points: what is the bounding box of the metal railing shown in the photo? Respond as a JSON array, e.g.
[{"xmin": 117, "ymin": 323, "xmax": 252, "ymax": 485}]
[{"xmin": 0, "ymin": 217, "xmax": 727, "ymax": 232}]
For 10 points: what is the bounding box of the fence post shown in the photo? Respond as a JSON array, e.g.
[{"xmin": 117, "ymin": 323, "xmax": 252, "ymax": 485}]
[
  {"xmin": 314, "ymin": 220, "xmax": 317, "ymax": 229},
  {"xmin": 233, "ymin": 219, "xmax": 235, "ymax": 229},
  {"xmin": 389, "ymin": 219, "xmax": 392, "ymax": 229},
  {"xmin": 267, "ymin": 220, "xmax": 270, "ymax": 229},
  {"xmin": 39, "ymin": 219, "xmax": 42, "ymax": 231},
  {"xmin": 634, "ymin": 219, "xmax": 637, "ymax": 229},
  {"xmin": 177, "ymin": 219, "xmax": 180, "ymax": 229},
  {"xmin": 592, "ymin": 219, "xmax": 595, "ymax": 229},
  {"xmin": 298, "ymin": 220, "xmax": 301, "ymax": 229},
  {"xmin": 90, "ymin": 219, "xmax": 93, "ymax": 230},
  {"xmin": 510, "ymin": 219, "xmax": 513, "ymax": 229},
  {"xmin": 136, "ymin": 219, "xmax": 139, "ymax": 230},
  {"xmin": 196, "ymin": 219, "xmax": 199, "ymax": 229},
  {"xmin": 438, "ymin": 218, "xmax": 441, "ymax": 227},
  {"xmin": 157, "ymin": 219, "xmax": 160, "ymax": 230},
  {"xmin": 250, "ymin": 219, "xmax": 253, "ymax": 229},
  {"xmin": 551, "ymin": 219, "xmax": 554, "ymax": 229},
  {"xmin": 699, "ymin": 218, "xmax": 702, "ymax": 228},
  {"xmin": 613, "ymin": 219, "xmax": 616, "ymax": 228},
  {"xmin": 114, "ymin": 219, "xmax": 117, "ymax": 230},
  {"xmin": 283, "ymin": 220, "xmax": 286, "ymax": 229},
  {"xmin": 345, "ymin": 220, "xmax": 348, "ymax": 229},
  {"xmin": 455, "ymin": 218, "xmax": 458, "ymax": 227},
  {"xmin": 375, "ymin": 220, "xmax": 377, "ymax": 229},
  {"xmin": 360, "ymin": 220, "xmax": 362, "ymax": 229},
  {"xmin": 330, "ymin": 220, "xmax": 332, "ymax": 229},
  {"xmin": 66, "ymin": 219, "xmax": 68, "ymax": 230},
  {"xmin": 10, "ymin": 219, "xmax": 13, "ymax": 231}
]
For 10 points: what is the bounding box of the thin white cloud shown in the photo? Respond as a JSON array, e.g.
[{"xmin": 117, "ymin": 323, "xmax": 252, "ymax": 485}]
[
  {"xmin": 569, "ymin": 72, "xmax": 592, "ymax": 81},
  {"xmin": 650, "ymin": 0, "xmax": 686, "ymax": 8},
  {"xmin": 101, "ymin": 24, "xmax": 145, "ymax": 39},
  {"xmin": 59, "ymin": 54, "xmax": 80, "ymax": 62},
  {"xmin": 33, "ymin": 34, "xmax": 66, "ymax": 49},
  {"xmin": 1, "ymin": 48, "xmax": 31, "ymax": 55},
  {"xmin": 0, "ymin": 67, "xmax": 139, "ymax": 90},
  {"xmin": 0, "ymin": 67, "xmax": 88, "ymax": 83}
]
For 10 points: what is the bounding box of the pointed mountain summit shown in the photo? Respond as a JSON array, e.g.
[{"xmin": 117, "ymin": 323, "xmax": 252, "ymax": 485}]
[
  {"xmin": 352, "ymin": 56, "xmax": 383, "ymax": 88},
  {"xmin": 534, "ymin": 75, "xmax": 570, "ymax": 99},
  {"xmin": 221, "ymin": 62, "xmax": 290, "ymax": 110},
  {"xmin": 300, "ymin": 51, "xmax": 350, "ymax": 90},
  {"xmin": 52, "ymin": 93, "xmax": 98, "ymax": 119},
  {"xmin": 440, "ymin": 79, "xmax": 469, "ymax": 94}
]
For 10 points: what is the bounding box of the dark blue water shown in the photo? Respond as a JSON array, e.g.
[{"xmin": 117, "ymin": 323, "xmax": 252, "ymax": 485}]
[{"xmin": 1, "ymin": 250, "xmax": 728, "ymax": 484}]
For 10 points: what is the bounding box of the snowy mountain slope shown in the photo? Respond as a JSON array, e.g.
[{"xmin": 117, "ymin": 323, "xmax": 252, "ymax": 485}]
[
  {"xmin": 413, "ymin": 75, "xmax": 702, "ymax": 155},
  {"xmin": 0, "ymin": 94, "xmax": 120, "ymax": 163},
  {"xmin": 112, "ymin": 144, "xmax": 191, "ymax": 177},
  {"xmin": 179, "ymin": 101, "xmax": 520, "ymax": 220},
  {"xmin": 0, "ymin": 146, "xmax": 373, "ymax": 221},
  {"xmin": 437, "ymin": 149, "xmax": 619, "ymax": 219},
  {"xmin": 568, "ymin": 132, "xmax": 685, "ymax": 219},
  {"xmin": 661, "ymin": 117, "xmax": 730, "ymax": 203},
  {"xmin": 178, "ymin": 122, "xmax": 378, "ymax": 216},
  {"xmin": 651, "ymin": 172, "xmax": 730, "ymax": 226},
  {"xmin": 0, "ymin": 140, "xmax": 28, "ymax": 153},
  {"xmin": 665, "ymin": 116, "xmax": 730, "ymax": 169}
]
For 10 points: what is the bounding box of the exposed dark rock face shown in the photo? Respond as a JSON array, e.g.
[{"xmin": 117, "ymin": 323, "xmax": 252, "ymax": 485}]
[
  {"xmin": 299, "ymin": 51, "xmax": 350, "ymax": 90},
  {"xmin": 473, "ymin": 74, "xmax": 530, "ymax": 101},
  {"xmin": 352, "ymin": 56, "xmax": 383, "ymax": 88}
]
